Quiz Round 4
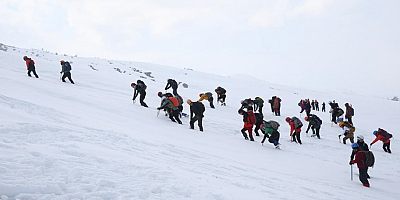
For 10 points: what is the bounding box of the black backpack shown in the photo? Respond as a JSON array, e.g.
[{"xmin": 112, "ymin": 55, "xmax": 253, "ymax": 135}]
[
  {"xmin": 292, "ymin": 117, "xmax": 303, "ymax": 129},
  {"xmin": 364, "ymin": 150, "xmax": 375, "ymax": 167},
  {"xmin": 377, "ymin": 128, "xmax": 393, "ymax": 142}
]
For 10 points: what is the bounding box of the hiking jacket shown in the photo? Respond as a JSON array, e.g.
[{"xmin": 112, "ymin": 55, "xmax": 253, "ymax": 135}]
[
  {"xmin": 198, "ymin": 93, "xmax": 212, "ymax": 101},
  {"xmin": 350, "ymin": 142, "xmax": 369, "ymax": 160},
  {"xmin": 25, "ymin": 58, "xmax": 35, "ymax": 70},
  {"xmin": 132, "ymin": 83, "xmax": 146, "ymax": 100},
  {"xmin": 273, "ymin": 98, "xmax": 281, "ymax": 109},
  {"xmin": 190, "ymin": 101, "xmax": 205, "ymax": 119},
  {"xmin": 289, "ymin": 121, "xmax": 301, "ymax": 135},
  {"xmin": 345, "ymin": 103, "xmax": 354, "ymax": 118},
  {"xmin": 242, "ymin": 111, "xmax": 254, "ymax": 128},
  {"xmin": 165, "ymin": 79, "xmax": 177, "ymax": 90},
  {"xmin": 351, "ymin": 150, "xmax": 368, "ymax": 168},
  {"xmin": 371, "ymin": 134, "xmax": 391, "ymax": 144}
]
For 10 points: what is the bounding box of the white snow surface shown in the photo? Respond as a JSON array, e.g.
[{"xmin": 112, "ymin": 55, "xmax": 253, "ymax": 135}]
[{"xmin": 0, "ymin": 45, "xmax": 399, "ymax": 199}]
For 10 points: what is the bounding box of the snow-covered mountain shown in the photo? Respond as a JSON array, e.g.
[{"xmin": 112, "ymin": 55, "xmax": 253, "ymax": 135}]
[{"xmin": 0, "ymin": 43, "xmax": 399, "ymax": 199}]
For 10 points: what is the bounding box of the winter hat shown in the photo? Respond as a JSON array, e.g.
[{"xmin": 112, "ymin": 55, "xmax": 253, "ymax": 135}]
[
  {"xmin": 285, "ymin": 117, "xmax": 291, "ymax": 122},
  {"xmin": 304, "ymin": 116, "xmax": 309, "ymax": 121},
  {"xmin": 157, "ymin": 92, "xmax": 162, "ymax": 97},
  {"xmin": 23, "ymin": 56, "xmax": 28, "ymax": 60},
  {"xmin": 339, "ymin": 122, "xmax": 344, "ymax": 127},
  {"xmin": 60, "ymin": 60, "xmax": 65, "ymax": 63},
  {"xmin": 130, "ymin": 83, "xmax": 136, "ymax": 87},
  {"xmin": 357, "ymin": 135, "xmax": 364, "ymax": 141},
  {"xmin": 373, "ymin": 130, "xmax": 378, "ymax": 135},
  {"xmin": 351, "ymin": 143, "xmax": 359, "ymax": 149},
  {"xmin": 187, "ymin": 99, "xmax": 192, "ymax": 105},
  {"xmin": 199, "ymin": 93, "xmax": 203, "ymax": 97}
]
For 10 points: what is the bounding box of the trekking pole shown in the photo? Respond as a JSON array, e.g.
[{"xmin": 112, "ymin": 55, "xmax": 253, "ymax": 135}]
[
  {"xmin": 351, "ymin": 165, "xmax": 353, "ymax": 181},
  {"xmin": 157, "ymin": 109, "xmax": 160, "ymax": 117}
]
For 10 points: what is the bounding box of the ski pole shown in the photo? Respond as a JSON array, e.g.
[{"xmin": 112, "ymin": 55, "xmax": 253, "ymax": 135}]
[
  {"xmin": 157, "ymin": 109, "xmax": 160, "ymax": 117},
  {"xmin": 351, "ymin": 165, "xmax": 353, "ymax": 181}
]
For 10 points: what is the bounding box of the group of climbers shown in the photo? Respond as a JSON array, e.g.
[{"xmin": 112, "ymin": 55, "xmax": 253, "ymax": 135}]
[{"xmin": 22, "ymin": 56, "xmax": 74, "ymax": 84}]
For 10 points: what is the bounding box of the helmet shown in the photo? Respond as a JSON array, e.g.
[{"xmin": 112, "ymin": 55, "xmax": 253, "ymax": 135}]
[
  {"xmin": 357, "ymin": 135, "xmax": 364, "ymax": 141},
  {"xmin": 285, "ymin": 117, "xmax": 291, "ymax": 122},
  {"xmin": 199, "ymin": 93, "xmax": 203, "ymax": 97},
  {"xmin": 304, "ymin": 116, "xmax": 308, "ymax": 121},
  {"xmin": 339, "ymin": 122, "xmax": 344, "ymax": 127},
  {"xmin": 157, "ymin": 92, "xmax": 162, "ymax": 97},
  {"xmin": 351, "ymin": 143, "xmax": 359, "ymax": 149},
  {"xmin": 187, "ymin": 99, "xmax": 192, "ymax": 105},
  {"xmin": 373, "ymin": 130, "xmax": 378, "ymax": 135},
  {"xmin": 23, "ymin": 56, "xmax": 28, "ymax": 60},
  {"xmin": 60, "ymin": 60, "xmax": 65, "ymax": 63},
  {"xmin": 130, "ymin": 83, "xmax": 135, "ymax": 87}
]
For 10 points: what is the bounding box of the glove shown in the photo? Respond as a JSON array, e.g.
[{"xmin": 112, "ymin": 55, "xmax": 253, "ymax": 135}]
[
  {"xmin": 344, "ymin": 132, "xmax": 348, "ymax": 136},
  {"xmin": 60, "ymin": 72, "xmax": 62, "ymax": 74},
  {"xmin": 349, "ymin": 161, "xmax": 353, "ymax": 165},
  {"xmin": 157, "ymin": 107, "xmax": 161, "ymax": 110},
  {"xmin": 305, "ymin": 131, "xmax": 308, "ymax": 134}
]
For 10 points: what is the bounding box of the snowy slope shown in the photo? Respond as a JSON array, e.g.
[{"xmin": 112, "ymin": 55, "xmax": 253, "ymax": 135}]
[{"xmin": 0, "ymin": 44, "xmax": 399, "ymax": 200}]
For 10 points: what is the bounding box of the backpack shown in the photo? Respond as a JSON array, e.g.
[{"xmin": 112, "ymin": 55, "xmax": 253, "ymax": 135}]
[
  {"xmin": 65, "ymin": 62, "xmax": 72, "ymax": 71},
  {"xmin": 137, "ymin": 80, "xmax": 147, "ymax": 90},
  {"xmin": 168, "ymin": 97, "xmax": 179, "ymax": 107},
  {"xmin": 261, "ymin": 120, "xmax": 272, "ymax": 132},
  {"xmin": 343, "ymin": 121, "xmax": 355, "ymax": 133},
  {"xmin": 175, "ymin": 95, "xmax": 184, "ymax": 106},
  {"xmin": 336, "ymin": 108, "xmax": 344, "ymax": 116},
  {"xmin": 254, "ymin": 113, "xmax": 264, "ymax": 123},
  {"xmin": 310, "ymin": 114, "xmax": 322, "ymax": 125},
  {"xmin": 248, "ymin": 110, "xmax": 256, "ymax": 124},
  {"xmin": 268, "ymin": 120, "xmax": 280, "ymax": 130},
  {"xmin": 363, "ymin": 150, "xmax": 375, "ymax": 167},
  {"xmin": 349, "ymin": 106, "xmax": 354, "ymax": 116},
  {"xmin": 205, "ymin": 92, "xmax": 213, "ymax": 97},
  {"xmin": 255, "ymin": 97, "xmax": 264, "ymax": 104},
  {"xmin": 377, "ymin": 128, "xmax": 393, "ymax": 141},
  {"xmin": 292, "ymin": 116, "xmax": 303, "ymax": 129},
  {"xmin": 217, "ymin": 87, "xmax": 226, "ymax": 94}
]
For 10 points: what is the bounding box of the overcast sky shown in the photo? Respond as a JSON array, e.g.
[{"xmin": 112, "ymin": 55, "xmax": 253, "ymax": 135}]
[{"xmin": 1, "ymin": 0, "xmax": 399, "ymax": 96}]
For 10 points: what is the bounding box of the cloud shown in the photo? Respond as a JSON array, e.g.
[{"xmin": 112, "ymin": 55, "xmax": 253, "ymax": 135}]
[{"xmin": 291, "ymin": 0, "xmax": 332, "ymax": 15}]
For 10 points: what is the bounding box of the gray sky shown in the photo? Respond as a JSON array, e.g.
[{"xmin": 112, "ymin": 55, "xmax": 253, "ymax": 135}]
[{"xmin": 1, "ymin": 0, "xmax": 399, "ymax": 96}]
